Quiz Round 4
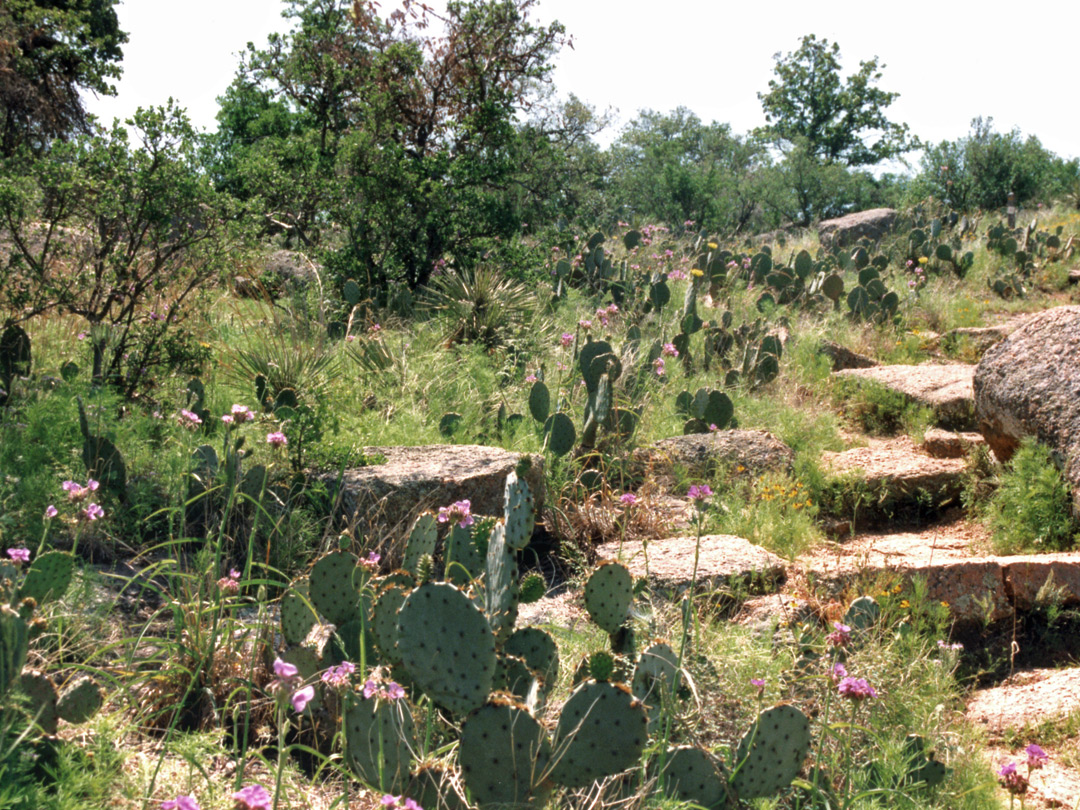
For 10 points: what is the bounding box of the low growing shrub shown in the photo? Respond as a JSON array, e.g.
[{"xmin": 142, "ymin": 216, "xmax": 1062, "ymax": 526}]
[{"xmin": 987, "ymin": 438, "xmax": 1080, "ymax": 554}]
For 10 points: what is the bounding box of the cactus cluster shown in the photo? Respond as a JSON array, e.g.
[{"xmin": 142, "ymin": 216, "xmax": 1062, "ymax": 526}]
[
  {"xmin": 0, "ymin": 324, "xmax": 31, "ymax": 407},
  {"xmin": 701, "ymin": 314, "xmax": 783, "ymax": 389},
  {"xmin": 846, "ymin": 267, "xmax": 900, "ymax": 324},
  {"xmin": 675, "ymin": 386, "xmax": 734, "ymax": 434},
  {"xmin": 2, "ymin": 551, "xmax": 104, "ymax": 740}
]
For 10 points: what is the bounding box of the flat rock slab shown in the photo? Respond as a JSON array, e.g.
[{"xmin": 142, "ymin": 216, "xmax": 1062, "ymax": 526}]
[
  {"xmin": 596, "ymin": 534, "xmax": 786, "ymax": 596},
  {"xmin": 818, "ymin": 340, "xmax": 878, "ymax": 371},
  {"xmin": 330, "ymin": 445, "xmax": 544, "ymax": 538},
  {"xmin": 967, "ymin": 668, "xmax": 1080, "ymax": 734},
  {"xmin": 817, "ymin": 207, "xmax": 897, "ymax": 248},
  {"xmin": 822, "ymin": 436, "xmax": 967, "ymax": 522},
  {"xmin": 921, "ymin": 427, "xmax": 986, "ymax": 458},
  {"xmin": 834, "ymin": 363, "xmax": 976, "ymax": 429},
  {"xmin": 632, "ymin": 429, "xmax": 794, "ymax": 480},
  {"xmin": 800, "ymin": 519, "xmax": 1080, "ymax": 624}
]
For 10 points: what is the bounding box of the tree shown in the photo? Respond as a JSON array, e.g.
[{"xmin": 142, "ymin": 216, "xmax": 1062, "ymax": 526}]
[
  {"xmin": 210, "ymin": 0, "xmax": 568, "ymax": 297},
  {"xmin": 608, "ymin": 107, "xmax": 766, "ymax": 235},
  {"xmin": 0, "ymin": 0, "xmax": 126, "ymax": 156},
  {"xmin": 913, "ymin": 117, "xmax": 1079, "ymax": 211},
  {"xmin": 758, "ymin": 34, "xmax": 916, "ymax": 168}
]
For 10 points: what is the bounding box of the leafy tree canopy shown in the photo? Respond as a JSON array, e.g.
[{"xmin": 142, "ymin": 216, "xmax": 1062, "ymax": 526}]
[
  {"xmin": 0, "ymin": 0, "xmax": 126, "ymax": 156},
  {"xmin": 757, "ymin": 34, "xmax": 916, "ymax": 167}
]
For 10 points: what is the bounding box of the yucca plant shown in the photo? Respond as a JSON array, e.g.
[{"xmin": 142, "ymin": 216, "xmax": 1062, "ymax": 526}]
[
  {"xmin": 423, "ymin": 266, "xmax": 542, "ymax": 348},
  {"xmin": 229, "ymin": 333, "xmax": 339, "ymax": 408}
]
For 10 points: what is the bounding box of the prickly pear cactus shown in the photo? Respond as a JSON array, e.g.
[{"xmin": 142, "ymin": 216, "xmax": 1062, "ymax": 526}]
[
  {"xmin": 403, "ymin": 514, "xmax": 438, "ymax": 577},
  {"xmin": 504, "ymin": 627, "xmax": 559, "ymax": 695},
  {"xmin": 1, "ymin": 605, "xmax": 29, "ymax": 695},
  {"xmin": 407, "ymin": 762, "xmax": 470, "ymax": 810},
  {"xmin": 731, "ymin": 704, "xmax": 811, "ymax": 800},
  {"xmin": 551, "ymin": 680, "xmax": 648, "ymax": 788},
  {"xmin": 584, "ymin": 561, "xmax": 633, "ymax": 635},
  {"xmin": 518, "ymin": 573, "xmax": 546, "ymax": 604},
  {"xmin": 460, "ymin": 697, "xmax": 552, "ymax": 809},
  {"xmin": 19, "ymin": 670, "xmax": 59, "ymax": 734},
  {"xmin": 396, "ymin": 582, "xmax": 496, "ymax": 715},
  {"xmin": 631, "ymin": 642, "xmax": 679, "ymax": 728},
  {"xmin": 844, "ymin": 595, "xmax": 881, "ymax": 632},
  {"xmin": 496, "ymin": 653, "xmax": 539, "ymax": 703},
  {"xmin": 18, "ymin": 551, "xmax": 75, "ymax": 605},
  {"xmin": 902, "ymin": 734, "xmax": 950, "ymax": 787},
  {"xmin": 371, "ymin": 575, "xmax": 413, "ymax": 665},
  {"xmin": 56, "ymin": 676, "xmax": 104, "ymax": 724},
  {"xmin": 653, "ymin": 746, "xmax": 735, "ymax": 809},
  {"xmin": 309, "ymin": 551, "xmax": 363, "ymax": 627},
  {"xmin": 483, "ymin": 523, "xmax": 519, "ymax": 642},
  {"xmin": 280, "ymin": 581, "xmax": 319, "ymax": 646},
  {"xmin": 528, "ymin": 380, "xmax": 550, "ymax": 424},
  {"xmin": 344, "ymin": 691, "xmax": 416, "ymax": 793},
  {"xmin": 445, "ymin": 523, "xmax": 483, "ymax": 586},
  {"xmin": 503, "ymin": 472, "xmax": 534, "ymax": 550}
]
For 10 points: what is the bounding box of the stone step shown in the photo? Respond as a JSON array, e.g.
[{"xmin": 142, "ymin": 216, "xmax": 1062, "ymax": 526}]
[
  {"xmin": 833, "ymin": 363, "xmax": 976, "ymax": 429},
  {"xmin": 821, "ymin": 436, "xmax": 968, "ymax": 525},
  {"xmin": 798, "ymin": 519, "xmax": 1080, "ymax": 626},
  {"xmin": 920, "ymin": 427, "xmax": 986, "ymax": 459},
  {"xmin": 595, "ymin": 534, "xmax": 786, "ymax": 597}
]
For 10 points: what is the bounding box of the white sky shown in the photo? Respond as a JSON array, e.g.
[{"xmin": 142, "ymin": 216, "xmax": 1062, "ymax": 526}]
[{"xmin": 85, "ymin": 0, "xmax": 1080, "ymax": 169}]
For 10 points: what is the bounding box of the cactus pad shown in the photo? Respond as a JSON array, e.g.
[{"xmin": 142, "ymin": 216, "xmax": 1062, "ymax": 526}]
[
  {"xmin": 445, "ymin": 523, "xmax": 483, "ymax": 586},
  {"xmin": 309, "ymin": 550, "xmax": 362, "ymax": 627},
  {"xmin": 19, "ymin": 670, "xmax": 59, "ymax": 734},
  {"xmin": 631, "ymin": 642, "xmax": 679, "ymax": 727},
  {"xmin": 397, "ymin": 582, "xmax": 496, "ymax": 715},
  {"xmin": 584, "ymin": 561, "xmax": 633, "ymax": 634},
  {"xmin": 19, "ymin": 551, "xmax": 75, "ymax": 605},
  {"xmin": 1, "ymin": 605, "xmax": 29, "ymax": 694},
  {"xmin": 497, "ymin": 653, "xmax": 539, "ymax": 703},
  {"xmin": 407, "ymin": 763, "xmax": 470, "ymax": 810},
  {"xmin": 403, "ymin": 513, "xmax": 438, "ymax": 576},
  {"xmin": 653, "ymin": 746, "xmax": 734, "ymax": 809},
  {"xmin": 544, "ymin": 412, "xmax": 576, "ymax": 457},
  {"xmin": 280, "ymin": 582, "xmax": 319, "ymax": 645},
  {"xmin": 528, "ymin": 380, "xmax": 550, "ymax": 424},
  {"xmin": 344, "ymin": 692, "xmax": 416, "ymax": 793},
  {"xmin": 56, "ymin": 676, "xmax": 104, "ymax": 724},
  {"xmin": 844, "ymin": 595, "xmax": 881, "ymax": 632},
  {"xmin": 731, "ymin": 704, "xmax": 810, "ymax": 799},
  {"xmin": 503, "ymin": 472, "xmax": 535, "ymax": 550},
  {"xmin": 551, "ymin": 680, "xmax": 648, "ymax": 788},
  {"xmin": 483, "ymin": 523, "xmax": 519, "ymax": 642},
  {"xmin": 504, "ymin": 628, "xmax": 559, "ymax": 694},
  {"xmin": 372, "ymin": 581, "xmax": 410, "ymax": 665},
  {"xmin": 460, "ymin": 697, "xmax": 552, "ymax": 808},
  {"xmin": 518, "ymin": 573, "xmax": 546, "ymax": 604}
]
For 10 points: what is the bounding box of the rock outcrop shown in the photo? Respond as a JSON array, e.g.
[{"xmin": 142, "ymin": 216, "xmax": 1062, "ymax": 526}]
[
  {"xmin": 632, "ymin": 429, "xmax": 793, "ymax": 480},
  {"xmin": 329, "ymin": 445, "xmax": 544, "ymax": 540},
  {"xmin": 973, "ymin": 306, "xmax": 1080, "ymax": 512},
  {"xmin": 817, "ymin": 208, "xmax": 897, "ymax": 248}
]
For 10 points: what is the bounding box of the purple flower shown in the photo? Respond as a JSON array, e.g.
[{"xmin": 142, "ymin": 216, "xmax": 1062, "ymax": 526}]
[
  {"xmin": 661, "ymin": 342, "xmax": 679, "ymax": 358},
  {"xmin": 232, "ymin": 784, "xmax": 272, "ymax": 810},
  {"xmin": 830, "ymin": 662, "xmax": 848, "ymax": 683},
  {"xmin": 363, "ymin": 679, "xmax": 379, "ymax": 699},
  {"xmin": 560, "ymin": 332, "xmax": 574, "ymax": 348},
  {"xmin": 291, "ymin": 684, "xmax": 315, "ymax": 713},
  {"xmin": 83, "ymin": 503, "xmax": 105, "ymax": 521},
  {"xmin": 63, "ymin": 479, "xmax": 100, "ymax": 503},
  {"xmin": 437, "ymin": 500, "xmax": 473, "ymax": 528},
  {"xmin": 750, "ymin": 678, "xmax": 765, "ymax": 695},
  {"xmin": 578, "ymin": 319, "xmax": 592, "ymax": 331},
  {"xmin": 525, "ymin": 374, "xmax": 538, "ymax": 383},
  {"xmin": 837, "ymin": 676, "xmax": 878, "ymax": 701},
  {"xmin": 937, "ymin": 639, "xmax": 964, "ymax": 651},
  {"xmin": 44, "ymin": 504, "xmax": 58, "ymax": 519},
  {"xmin": 687, "ymin": 484, "xmax": 713, "ymax": 502},
  {"xmin": 231, "ymin": 404, "xmax": 255, "ymax": 422},
  {"xmin": 161, "ymin": 796, "xmax": 201, "ymax": 810},
  {"xmin": 7, "ymin": 548, "xmax": 30, "ymax": 564},
  {"xmin": 381, "ymin": 795, "xmax": 423, "ymax": 810},
  {"xmin": 826, "ymin": 622, "xmax": 851, "ymax": 647},
  {"xmin": 997, "ymin": 761, "xmax": 1028, "ymax": 795},
  {"xmin": 1026, "ymin": 743, "xmax": 1048, "ymax": 770},
  {"xmin": 221, "ymin": 414, "xmax": 235, "ymax": 425},
  {"xmin": 273, "ymin": 659, "xmax": 299, "ymax": 681},
  {"xmin": 179, "ymin": 409, "xmax": 202, "ymax": 429},
  {"xmin": 360, "ymin": 550, "xmax": 381, "ymax": 570},
  {"xmin": 266, "ymin": 431, "xmax": 288, "ymax": 448},
  {"xmin": 369, "ymin": 323, "xmax": 382, "ymax": 333},
  {"xmin": 384, "ymin": 681, "xmax": 406, "ymax": 700},
  {"xmin": 619, "ymin": 492, "xmax": 638, "ymax": 506},
  {"xmin": 322, "ymin": 661, "xmax": 356, "ymax": 689},
  {"xmin": 653, "ymin": 357, "xmax": 665, "ymax": 376},
  {"xmin": 708, "ymin": 423, "xmax": 719, "ymax": 432}
]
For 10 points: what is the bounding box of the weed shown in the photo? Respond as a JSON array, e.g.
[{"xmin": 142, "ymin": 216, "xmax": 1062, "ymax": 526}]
[{"xmin": 833, "ymin": 376, "xmax": 936, "ymax": 438}]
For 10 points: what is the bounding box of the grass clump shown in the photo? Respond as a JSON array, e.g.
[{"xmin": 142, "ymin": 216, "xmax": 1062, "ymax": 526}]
[
  {"xmin": 833, "ymin": 377, "xmax": 935, "ymax": 438},
  {"xmin": 986, "ymin": 438, "xmax": 1080, "ymax": 554}
]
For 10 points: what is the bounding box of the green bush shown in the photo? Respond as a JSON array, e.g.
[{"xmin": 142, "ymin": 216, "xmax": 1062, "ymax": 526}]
[
  {"xmin": 987, "ymin": 438, "xmax": 1079, "ymax": 554},
  {"xmin": 833, "ymin": 377, "xmax": 934, "ymax": 438}
]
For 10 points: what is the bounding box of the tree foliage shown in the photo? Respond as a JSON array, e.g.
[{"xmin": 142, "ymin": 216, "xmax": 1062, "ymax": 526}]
[
  {"xmin": 758, "ymin": 34, "xmax": 915, "ymax": 168},
  {"xmin": 0, "ymin": 0, "xmax": 126, "ymax": 156},
  {"xmin": 207, "ymin": 0, "xmax": 568, "ymax": 298}
]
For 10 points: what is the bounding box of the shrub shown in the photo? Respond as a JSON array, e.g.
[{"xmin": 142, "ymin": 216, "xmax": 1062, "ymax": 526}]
[
  {"xmin": 833, "ymin": 377, "xmax": 934, "ymax": 438},
  {"xmin": 987, "ymin": 438, "xmax": 1079, "ymax": 554}
]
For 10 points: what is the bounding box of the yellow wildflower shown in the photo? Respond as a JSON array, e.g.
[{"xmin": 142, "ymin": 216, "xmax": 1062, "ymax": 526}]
[
  {"xmin": 900, "ymin": 600, "xmax": 910, "ymax": 609},
  {"xmin": 918, "ymin": 257, "xmax": 929, "ymax": 265},
  {"xmin": 691, "ymin": 268, "xmax": 704, "ymax": 277},
  {"xmin": 707, "ymin": 241, "xmax": 718, "ymax": 250}
]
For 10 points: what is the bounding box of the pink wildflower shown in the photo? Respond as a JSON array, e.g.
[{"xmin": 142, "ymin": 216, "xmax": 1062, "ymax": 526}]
[
  {"xmin": 7, "ymin": 548, "xmax": 30, "ymax": 564},
  {"xmin": 266, "ymin": 431, "xmax": 287, "ymax": 448},
  {"xmin": 232, "ymin": 784, "xmax": 272, "ymax": 810},
  {"xmin": 437, "ymin": 500, "xmax": 473, "ymax": 528}
]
